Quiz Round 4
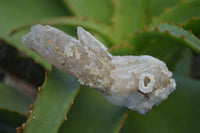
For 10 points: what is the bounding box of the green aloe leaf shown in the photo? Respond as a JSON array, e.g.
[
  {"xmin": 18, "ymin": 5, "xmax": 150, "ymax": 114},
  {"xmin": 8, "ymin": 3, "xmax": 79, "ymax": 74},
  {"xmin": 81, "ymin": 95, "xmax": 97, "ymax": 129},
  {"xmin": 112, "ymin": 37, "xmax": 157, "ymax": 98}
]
[
  {"xmin": 0, "ymin": 123, "xmax": 16, "ymax": 133},
  {"xmin": 0, "ymin": 82, "xmax": 33, "ymax": 127},
  {"xmin": 0, "ymin": 109, "xmax": 26, "ymax": 129},
  {"xmin": 144, "ymin": 0, "xmax": 181, "ymax": 25},
  {"xmin": 24, "ymin": 68, "xmax": 80, "ymax": 133},
  {"xmin": 183, "ymin": 18, "xmax": 200, "ymax": 36},
  {"xmin": 110, "ymin": 43, "xmax": 135, "ymax": 56},
  {"xmin": 120, "ymin": 76, "xmax": 200, "ymax": 133},
  {"xmin": 0, "ymin": 82, "xmax": 33, "ymax": 114},
  {"xmin": 153, "ymin": 0, "xmax": 200, "ymax": 25},
  {"xmin": 0, "ymin": 0, "xmax": 72, "ymax": 69},
  {"xmin": 58, "ymin": 86, "xmax": 128, "ymax": 133},
  {"xmin": 113, "ymin": 0, "xmax": 144, "ymax": 40},
  {"xmin": 111, "ymin": 0, "xmax": 187, "ymax": 41},
  {"xmin": 132, "ymin": 24, "xmax": 200, "ymax": 70},
  {"xmin": 10, "ymin": 16, "xmax": 117, "ymax": 46},
  {"xmin": 62, "ymin": 0, "xmax": 113, "ymax": 25},
  {"xmin": 174, "ymin": 49, "xmax": 192, "ymax": 77}
]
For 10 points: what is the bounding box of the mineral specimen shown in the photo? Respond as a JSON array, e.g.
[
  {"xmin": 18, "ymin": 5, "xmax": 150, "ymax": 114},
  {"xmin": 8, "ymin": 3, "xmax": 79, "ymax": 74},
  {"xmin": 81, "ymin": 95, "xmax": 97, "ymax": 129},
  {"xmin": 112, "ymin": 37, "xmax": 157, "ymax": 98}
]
[{"xmin": 22, "ymin": 25, "xmax": 176, "ymax": 114}]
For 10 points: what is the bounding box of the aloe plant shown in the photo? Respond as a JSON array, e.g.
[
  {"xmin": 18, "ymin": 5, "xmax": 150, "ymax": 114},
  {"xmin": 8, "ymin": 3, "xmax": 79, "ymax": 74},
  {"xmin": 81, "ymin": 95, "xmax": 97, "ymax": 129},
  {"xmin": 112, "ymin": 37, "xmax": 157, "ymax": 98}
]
[{"xmin": 0, "ymin": 0, "xmax": 200, "ymax": 132}]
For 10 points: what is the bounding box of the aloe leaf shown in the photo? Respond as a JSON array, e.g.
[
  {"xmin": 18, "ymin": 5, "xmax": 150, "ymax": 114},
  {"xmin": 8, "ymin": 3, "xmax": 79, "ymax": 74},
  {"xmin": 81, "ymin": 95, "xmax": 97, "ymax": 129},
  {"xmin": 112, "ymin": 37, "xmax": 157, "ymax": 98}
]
[
  {"xmin": 132, "ymin": 24, "xmax": 200, "ymax": 70},
  {"xmin": 120, "ymin": 76, "xmax": 200, "ymax": 133},
  {"xmin": 0, "ymin": 0, "xmax": 71, "ymax": 69},
  {"xmin": 174, "ymin": 49, "xmax": 192, "ymax": 77},
  {"xmin": 144, "ymin": 0, "xmax": 181, "ymax": 25},
  {"xmin": 0, "ymin": 82, "xmax": 33, "ymax": 127},
  {"xmin": 113, "ymin": 0, "xmax": 144, "ymax": 40},
  {"xmin": 183, "ymin": 18, "xmax": 200, "ymax": 36},
  {"xmin": 134, "ymin": 24, "xmax": 200, "ymax": 53},
  {"xmin": 112, "ymin": 0, "xmax": 188, "ymax": 37},
  {"xmin": 0, "ymin": 109, "xmax": 26, "ymax": 128},
  {"xmin": 24, "ymin": 68, "xmax": 80, "ymax": 133},
  {"xmin": 62, "ymin": 0, "xmax": 113, "ymax": 25},
  {"xmin": 153, "ymin": 0, "xmax": 200, "ymax": 25},
  {"xmin": 10, "ymin": 17, "xmax": 117, "ymax": 46},
  {"xmin": 0, "ymin": 82, "xmax": 33, "ymax": 114},
  {"xmin": 0, "ymin": 123, "xmax": 16, "ymax": 133},
  {"xmin": 135, "ymin": 37, "xmax": 184, "ymax": 70},
  {"xmin": 58, "ymin": 86, "xmax": 128, "ymax": 133},
  {"xmin": 110, "ymin": 44, "xmax": 135, "ymax": 56}
]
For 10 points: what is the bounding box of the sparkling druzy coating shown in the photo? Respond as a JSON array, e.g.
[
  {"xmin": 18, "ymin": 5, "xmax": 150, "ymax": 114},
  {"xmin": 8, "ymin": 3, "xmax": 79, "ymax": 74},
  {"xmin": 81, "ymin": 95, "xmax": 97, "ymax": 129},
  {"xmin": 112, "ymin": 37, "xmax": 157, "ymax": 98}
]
[{"xmin": 22, "ymin": 25, "xmax": 176, "ymax": 114}]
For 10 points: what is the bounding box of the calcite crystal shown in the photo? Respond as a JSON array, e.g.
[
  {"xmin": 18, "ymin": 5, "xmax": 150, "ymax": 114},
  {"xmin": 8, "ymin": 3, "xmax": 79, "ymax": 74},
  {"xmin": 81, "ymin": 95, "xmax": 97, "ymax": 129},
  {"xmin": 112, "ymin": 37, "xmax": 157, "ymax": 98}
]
[{"xmin": 22, "ymin": 25, "xmax": 176, "ymax": 114}]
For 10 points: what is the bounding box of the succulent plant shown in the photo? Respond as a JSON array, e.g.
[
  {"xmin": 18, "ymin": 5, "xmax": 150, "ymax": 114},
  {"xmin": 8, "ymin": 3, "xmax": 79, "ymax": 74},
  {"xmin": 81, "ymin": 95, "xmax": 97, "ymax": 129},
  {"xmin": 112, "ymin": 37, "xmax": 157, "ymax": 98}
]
[{"xmin": 0, "ymin": 0, "xmax": 200, "ymax": 133}]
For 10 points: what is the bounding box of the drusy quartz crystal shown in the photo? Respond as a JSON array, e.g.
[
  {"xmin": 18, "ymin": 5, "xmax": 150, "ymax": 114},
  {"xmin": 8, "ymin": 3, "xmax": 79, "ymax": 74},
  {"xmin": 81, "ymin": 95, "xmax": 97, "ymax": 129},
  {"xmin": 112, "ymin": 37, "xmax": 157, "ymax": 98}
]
[{"xmin": 22, "ymin": 25, "xmax": 176, "ymax": 114}]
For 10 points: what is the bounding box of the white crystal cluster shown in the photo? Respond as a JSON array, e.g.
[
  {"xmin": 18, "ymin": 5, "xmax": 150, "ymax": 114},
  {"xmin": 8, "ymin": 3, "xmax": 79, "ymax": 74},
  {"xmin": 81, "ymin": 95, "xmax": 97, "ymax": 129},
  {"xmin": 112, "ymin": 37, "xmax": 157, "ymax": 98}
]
[{"xmin": 22, "ymin": 25, "xmax": 176, "ymax": 114}]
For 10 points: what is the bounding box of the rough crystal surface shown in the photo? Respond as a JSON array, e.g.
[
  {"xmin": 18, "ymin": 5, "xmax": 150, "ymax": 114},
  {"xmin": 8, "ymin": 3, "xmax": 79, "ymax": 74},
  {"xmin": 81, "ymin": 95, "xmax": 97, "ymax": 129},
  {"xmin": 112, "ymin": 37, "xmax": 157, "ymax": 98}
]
[{"xmin": 22, "ymin": 25, "xmax": 176, "ymax": 114}]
